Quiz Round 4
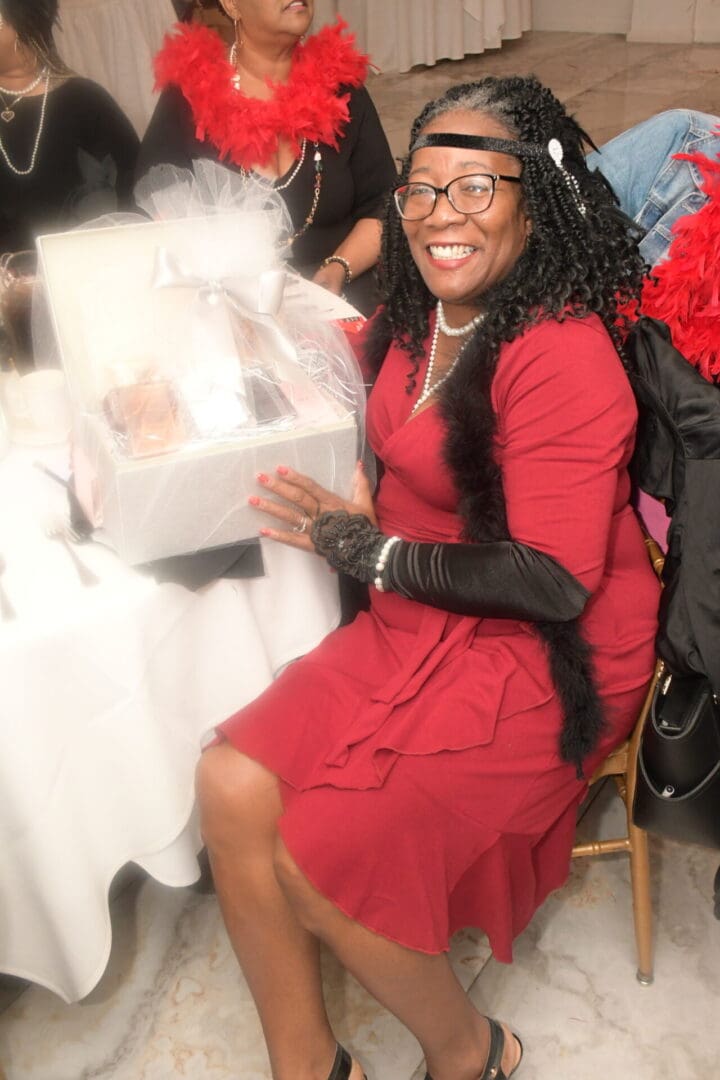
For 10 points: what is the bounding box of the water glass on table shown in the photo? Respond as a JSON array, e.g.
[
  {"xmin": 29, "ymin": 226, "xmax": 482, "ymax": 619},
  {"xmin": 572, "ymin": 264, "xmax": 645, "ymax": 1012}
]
[
  {"xmin": 0, "ymin": 554, "xmax": 16, "ymax": 620},
  {"xmin": 0, "ymin": 368, "xmax": 72, "ymax": 445},
  {"xmin": 0, "ymin": 250, "xmax": 37, "ymax": 376},
  {"xmin": 0, "ymin": 400, "xmax": 9, "ymax": 460}
]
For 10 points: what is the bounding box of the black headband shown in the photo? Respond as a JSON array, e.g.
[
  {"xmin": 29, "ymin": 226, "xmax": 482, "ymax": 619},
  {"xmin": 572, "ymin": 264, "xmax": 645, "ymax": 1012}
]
[{"xmin": 409, "ymin": 133, "xmax": 546, "ymax": 160}]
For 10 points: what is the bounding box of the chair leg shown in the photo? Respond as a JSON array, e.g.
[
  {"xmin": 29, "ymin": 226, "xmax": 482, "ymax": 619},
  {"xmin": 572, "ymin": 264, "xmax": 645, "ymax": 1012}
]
[{"xmin": 627, "ymin": 817, "xmax": 654, "ymax": 984}]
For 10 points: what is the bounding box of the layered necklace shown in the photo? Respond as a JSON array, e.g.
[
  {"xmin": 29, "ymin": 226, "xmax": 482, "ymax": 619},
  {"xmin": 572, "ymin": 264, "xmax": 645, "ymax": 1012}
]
[
  {"xmin": 411, "ymin": 301, "xmax": 485, "ymax": 414},
  {"xmin": 0, "ymin": 67, "xmax": 51, "ymax": 177},
  {"xmin": 233, "ymin": 113, "xmax": 323, "ymax": 244}
]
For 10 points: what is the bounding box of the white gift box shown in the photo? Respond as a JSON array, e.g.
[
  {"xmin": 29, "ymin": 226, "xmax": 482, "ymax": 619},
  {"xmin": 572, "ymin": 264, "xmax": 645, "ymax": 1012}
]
[{"xmin": 36, "ymin": 215, "xmax": 361, "ymax": 564}]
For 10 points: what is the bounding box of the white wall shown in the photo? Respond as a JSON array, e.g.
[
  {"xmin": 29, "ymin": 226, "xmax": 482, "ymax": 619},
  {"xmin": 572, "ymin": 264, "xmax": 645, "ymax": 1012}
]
[
  {"xmin": 531, "ymin": 0, "xmax": 720, "ymax": 41},
  {"xmin": 629, "ymin": 0, "xmax": 720, "ymax": 43},
  {"xmin": 531, "ymin": 0, "xmax": 631, "ymax": 35}
]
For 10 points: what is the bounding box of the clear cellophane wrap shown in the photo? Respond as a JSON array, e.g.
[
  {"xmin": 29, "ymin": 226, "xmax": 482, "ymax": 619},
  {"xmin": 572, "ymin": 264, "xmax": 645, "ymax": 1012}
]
[{"xmin": 33, "ymin": 162, "xmax": 367, "ymax": 563}]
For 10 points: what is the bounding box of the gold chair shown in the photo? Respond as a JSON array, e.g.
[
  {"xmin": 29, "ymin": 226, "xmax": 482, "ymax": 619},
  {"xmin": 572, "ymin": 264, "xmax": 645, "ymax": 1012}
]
[{"xmin": 570, "ymin": 536, "xmax": 665, "ymax": 985}]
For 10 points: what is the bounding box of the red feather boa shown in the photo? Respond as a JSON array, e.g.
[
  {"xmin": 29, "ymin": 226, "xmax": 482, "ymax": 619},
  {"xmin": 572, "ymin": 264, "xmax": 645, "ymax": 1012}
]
[
  {"xmin": 631, "ymin": 148, "xmax": 720, "ymax": 383},
  {"xmin": 154, "ymin": 19, "xmax": 369, "ymax": 170}
]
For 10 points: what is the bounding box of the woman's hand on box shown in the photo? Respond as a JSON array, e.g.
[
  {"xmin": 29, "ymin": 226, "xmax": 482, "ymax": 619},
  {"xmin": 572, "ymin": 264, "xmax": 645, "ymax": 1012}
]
[{"xmin": 249, "ymin": 462, "xmax": 376, "ymax": 552}]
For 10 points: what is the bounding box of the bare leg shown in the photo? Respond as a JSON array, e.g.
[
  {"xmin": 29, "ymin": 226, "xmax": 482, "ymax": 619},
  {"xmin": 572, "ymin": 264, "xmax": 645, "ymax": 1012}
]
[
  {"xmin": 196, "ymin": 743, "xmax": 363, "ymax": 1080},
  {"xmin": 275, "ymin": 841, "xmax": 522, "ymax": 1080}
]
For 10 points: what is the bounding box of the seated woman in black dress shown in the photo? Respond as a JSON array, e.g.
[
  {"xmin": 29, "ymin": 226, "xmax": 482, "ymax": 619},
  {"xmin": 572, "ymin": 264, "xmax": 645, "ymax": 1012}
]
[
  {"xmin": 0, "ymin": 0, "xmax": 140, "ymax": 256},
  {"xmin": 137, "ymin": 0, "xmax": 398, "ymax": 315}
]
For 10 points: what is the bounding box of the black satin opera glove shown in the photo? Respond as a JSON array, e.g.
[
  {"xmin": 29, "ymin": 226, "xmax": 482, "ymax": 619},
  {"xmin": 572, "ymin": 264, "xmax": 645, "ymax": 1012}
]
[
  {"xmin": 310, "ymin": 511, "xmax": 590, "ymax": 623},
  {"xmin": 385, "ymin": 539, "xmax": 590, "ymax": 622}
]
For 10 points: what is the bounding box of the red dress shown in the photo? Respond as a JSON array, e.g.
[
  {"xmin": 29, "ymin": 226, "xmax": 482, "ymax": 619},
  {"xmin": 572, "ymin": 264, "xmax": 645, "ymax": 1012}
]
[{"xmin": 219, "ymin": 313, "xmax": 659, "ymax": 961}]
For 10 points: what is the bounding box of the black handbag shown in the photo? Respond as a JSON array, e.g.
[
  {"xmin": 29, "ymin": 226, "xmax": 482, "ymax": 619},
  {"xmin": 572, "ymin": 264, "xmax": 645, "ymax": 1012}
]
[{"xmin": 633, "ymin": 666, "xmax": 720, "ymax": 849}]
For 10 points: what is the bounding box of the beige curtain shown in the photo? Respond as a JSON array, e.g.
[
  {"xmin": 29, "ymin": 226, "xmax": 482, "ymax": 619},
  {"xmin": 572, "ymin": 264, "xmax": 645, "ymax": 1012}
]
[
  {"xmin": 315, "ymin": 1, "xmax": 531, "ymax": 72},
  {"xmin": 56, "ymin": 0, "xmax": 178, "ymax": 135}
]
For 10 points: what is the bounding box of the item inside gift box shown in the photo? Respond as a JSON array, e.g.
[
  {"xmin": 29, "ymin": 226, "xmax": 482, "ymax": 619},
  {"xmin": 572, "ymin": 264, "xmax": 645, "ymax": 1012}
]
[
  {"xmin": 102, "ymin": 365, "xmax": 299, "ymax": 460},
  {"xmin": 104, "ymin": 381, "xmax": 188, "ymax": 458}
]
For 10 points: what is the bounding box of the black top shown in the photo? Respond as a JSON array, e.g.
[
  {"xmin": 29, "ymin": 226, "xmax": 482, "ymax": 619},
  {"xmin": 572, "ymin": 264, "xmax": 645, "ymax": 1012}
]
[
  {"xmin": 137, "ymin": 83, "xmax": 398, "ymax": 313},
  {"xmin": 0, "ymin": 77, "xmax": 140, "ymax": 256}
]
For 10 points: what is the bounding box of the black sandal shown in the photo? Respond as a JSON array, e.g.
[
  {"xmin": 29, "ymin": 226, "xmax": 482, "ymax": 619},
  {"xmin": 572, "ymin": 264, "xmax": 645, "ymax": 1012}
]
[
  {"xmin": 328, "ymin": 1042, "xmax": 367, "ymax": 1080},
  {"xmin": 424, "ymin": 1016, "xmax": 524, "ymax": 1080}
]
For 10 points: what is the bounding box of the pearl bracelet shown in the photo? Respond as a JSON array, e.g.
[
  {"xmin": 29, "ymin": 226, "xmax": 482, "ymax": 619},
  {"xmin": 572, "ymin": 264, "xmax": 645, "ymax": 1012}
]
[
  {"xmin": 319, "ymin": 254, "xmax": 353, "ymax": 286},
  {"xmin": 374, "ymin": 535, "xmax": 401, "ymax": 592}
]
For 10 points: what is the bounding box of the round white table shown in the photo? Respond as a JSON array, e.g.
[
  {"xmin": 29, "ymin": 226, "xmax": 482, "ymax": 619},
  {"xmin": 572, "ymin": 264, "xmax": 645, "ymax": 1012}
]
[{"xmin": 0, "ymin": 441, "xmax": 340, "ymax": 1002}]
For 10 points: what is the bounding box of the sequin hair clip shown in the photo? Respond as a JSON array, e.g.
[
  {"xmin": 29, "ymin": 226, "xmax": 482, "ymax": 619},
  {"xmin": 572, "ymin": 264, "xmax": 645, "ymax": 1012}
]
[{"xmin": 548, "ymin": 138, "xmax": 587, "ymax": 218}]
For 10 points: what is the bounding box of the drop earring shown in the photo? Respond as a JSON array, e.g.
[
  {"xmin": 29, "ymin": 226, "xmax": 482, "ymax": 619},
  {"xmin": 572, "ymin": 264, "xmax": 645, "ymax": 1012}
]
[{"xmin": 230, "ymin": 18, "xmax": 243, "ymax": 89}]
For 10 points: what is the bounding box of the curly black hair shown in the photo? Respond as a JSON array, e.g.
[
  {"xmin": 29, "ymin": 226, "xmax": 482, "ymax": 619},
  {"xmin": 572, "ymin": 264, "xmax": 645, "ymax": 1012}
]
[{"xmin": 366, "ymin": 75, "xmax": 646, "ymax": 390}]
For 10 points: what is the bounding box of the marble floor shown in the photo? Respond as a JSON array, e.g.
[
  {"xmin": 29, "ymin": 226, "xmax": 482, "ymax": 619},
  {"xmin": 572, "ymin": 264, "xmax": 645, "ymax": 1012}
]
[
  {"xmin": 368, "ymin": 28, "xmax": 720, "ymax": 158},
  {"xmin": 2, "ymin": 27, "xmax": 720, "ymax": 1080},
  {"xmin": 2, "ymin": 783, "xmax": 719, "ymax": 1079}
]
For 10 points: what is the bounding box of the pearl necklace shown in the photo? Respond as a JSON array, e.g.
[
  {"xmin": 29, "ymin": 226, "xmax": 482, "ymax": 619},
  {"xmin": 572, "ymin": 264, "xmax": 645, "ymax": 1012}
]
[
  {"xmin": 436, "ymin": 299, "xmax": 485, "ymax": 338},
  {"xmin": 411, "ymin": 316, "xmax": 471, "ymax": 415},
  {"xmin": 0, "ymin": 68, "xmax": 48, "ymax": 122},
  {"xmin": 272, "ymin": 138, "xmax": 313, "ymax": 192},
  {"xmin": 0, "ymin": 71, "xmax": 50, "ymax": 176}
]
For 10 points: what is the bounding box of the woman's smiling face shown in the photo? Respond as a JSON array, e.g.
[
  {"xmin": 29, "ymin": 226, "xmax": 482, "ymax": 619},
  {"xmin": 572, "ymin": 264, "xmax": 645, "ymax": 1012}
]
[{"xmin": 402, "ymin": 110, "xmax": 531, "ymax": 314}]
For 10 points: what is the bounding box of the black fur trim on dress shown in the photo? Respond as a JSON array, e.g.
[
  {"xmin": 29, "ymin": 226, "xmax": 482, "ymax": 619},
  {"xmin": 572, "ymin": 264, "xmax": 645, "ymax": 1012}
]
[
  {"xmin": 440, "ymin": 332, "xmax": 605, "ymax": 777},
  {"xmin": 535, "ymin": 621, "xmax": 606, "ymax": 778},
  {"xmin": 364, "ymin": 321, "xmax": 606, "ymax": 777},
  {"xmin": 363, "ymin": 308, "xmax": 394, "ymax": 380}
]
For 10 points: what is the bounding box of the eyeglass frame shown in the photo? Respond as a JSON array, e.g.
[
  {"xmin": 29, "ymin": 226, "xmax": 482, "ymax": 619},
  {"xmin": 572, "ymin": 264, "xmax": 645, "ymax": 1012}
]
[{"xmin": 393, "ymin": 172, "xmax": 523, "ymax": 221}]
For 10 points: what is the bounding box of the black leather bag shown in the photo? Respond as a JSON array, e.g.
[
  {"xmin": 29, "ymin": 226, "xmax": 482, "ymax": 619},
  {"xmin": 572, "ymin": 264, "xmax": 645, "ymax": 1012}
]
[{"xmin": 633, "ymin": 667, "xmax": 720, "ymax": 848}]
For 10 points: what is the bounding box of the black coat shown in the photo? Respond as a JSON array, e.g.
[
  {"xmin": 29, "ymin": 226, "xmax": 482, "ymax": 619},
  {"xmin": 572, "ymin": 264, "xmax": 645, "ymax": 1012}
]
[{"xmin": 627, "ymin": 317, "xmax": 720, "ymax": 691}]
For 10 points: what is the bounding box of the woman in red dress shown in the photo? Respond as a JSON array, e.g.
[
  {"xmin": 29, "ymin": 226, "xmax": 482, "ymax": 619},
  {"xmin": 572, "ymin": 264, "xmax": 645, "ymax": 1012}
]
[{"xmin": 197, "ymin": 76, "xmax": 660, "ymax": 1080}]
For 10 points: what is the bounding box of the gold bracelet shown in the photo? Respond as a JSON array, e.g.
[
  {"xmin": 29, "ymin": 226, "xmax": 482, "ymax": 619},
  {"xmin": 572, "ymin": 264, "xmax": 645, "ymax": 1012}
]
[{"xmin": 319, "ymin": 254, "xmax": 352, "ymax": 286}]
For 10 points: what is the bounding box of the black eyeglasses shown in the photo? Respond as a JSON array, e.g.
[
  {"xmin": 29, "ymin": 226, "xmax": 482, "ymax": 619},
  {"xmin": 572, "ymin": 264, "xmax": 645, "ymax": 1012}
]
[{"xmin": 393, "ymin": 172, "xmax": 522, "ymax": 221}]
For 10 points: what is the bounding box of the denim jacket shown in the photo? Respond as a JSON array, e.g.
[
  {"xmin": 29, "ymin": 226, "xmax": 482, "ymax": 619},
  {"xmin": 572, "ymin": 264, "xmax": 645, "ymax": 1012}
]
[{"xmin": 588, "ymin": 109, "xmax": 720, "ymax": 267}]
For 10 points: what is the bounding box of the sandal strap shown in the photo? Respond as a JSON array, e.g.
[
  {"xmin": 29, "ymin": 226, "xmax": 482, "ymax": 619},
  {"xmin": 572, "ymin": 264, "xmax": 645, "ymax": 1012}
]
[
  {"xmin": 327, "ymin": 1043, "xmax": 353, "ymax": 1080},
  {"xmin": 424, "ymin": 1017, "xmax": 521, "ymax": 1080},
  {"xmin": 480, "ymin": 1017, "xmax": 506, "ymax": 1079}
]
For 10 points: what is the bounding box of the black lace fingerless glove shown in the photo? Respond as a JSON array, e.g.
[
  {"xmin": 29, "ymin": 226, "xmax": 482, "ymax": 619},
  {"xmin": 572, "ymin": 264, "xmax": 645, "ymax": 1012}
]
[{"xmin": 310, "ymin": 510, "xmax": 389, "ymax": 583}]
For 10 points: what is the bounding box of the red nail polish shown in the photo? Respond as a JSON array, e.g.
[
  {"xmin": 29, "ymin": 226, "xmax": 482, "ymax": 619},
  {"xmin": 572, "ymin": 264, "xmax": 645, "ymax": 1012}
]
[
  {"xmin": 257, "ymin": 473, "xmax": 269, "ymax": 484},
  {"xmin": 259, "ymin": 528, "xmax": 271, "ymax": 537},
  {"xmin": 248, "ymin": 495, "xmax": 260, "ymax": 506},
  {"xmin": 276, "ymin": 465, "xmax": 289, "ymax": 476}
]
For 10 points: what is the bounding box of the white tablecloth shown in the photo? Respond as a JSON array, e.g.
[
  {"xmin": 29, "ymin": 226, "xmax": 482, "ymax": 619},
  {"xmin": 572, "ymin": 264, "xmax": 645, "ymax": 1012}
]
[
  {"xmin": 56, "ymin": 0, "xmax": 178, "ymax": 135},
  {"xmin": 0, "ymin": 443, "xmax": 340, "ymax": 1002}
]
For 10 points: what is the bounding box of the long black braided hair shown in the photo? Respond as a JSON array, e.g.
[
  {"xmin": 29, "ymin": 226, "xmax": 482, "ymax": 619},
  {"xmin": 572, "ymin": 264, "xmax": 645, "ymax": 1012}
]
[{"xmin": 366, "ymin": 75, "xmax": 646, "ymax": 390}]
